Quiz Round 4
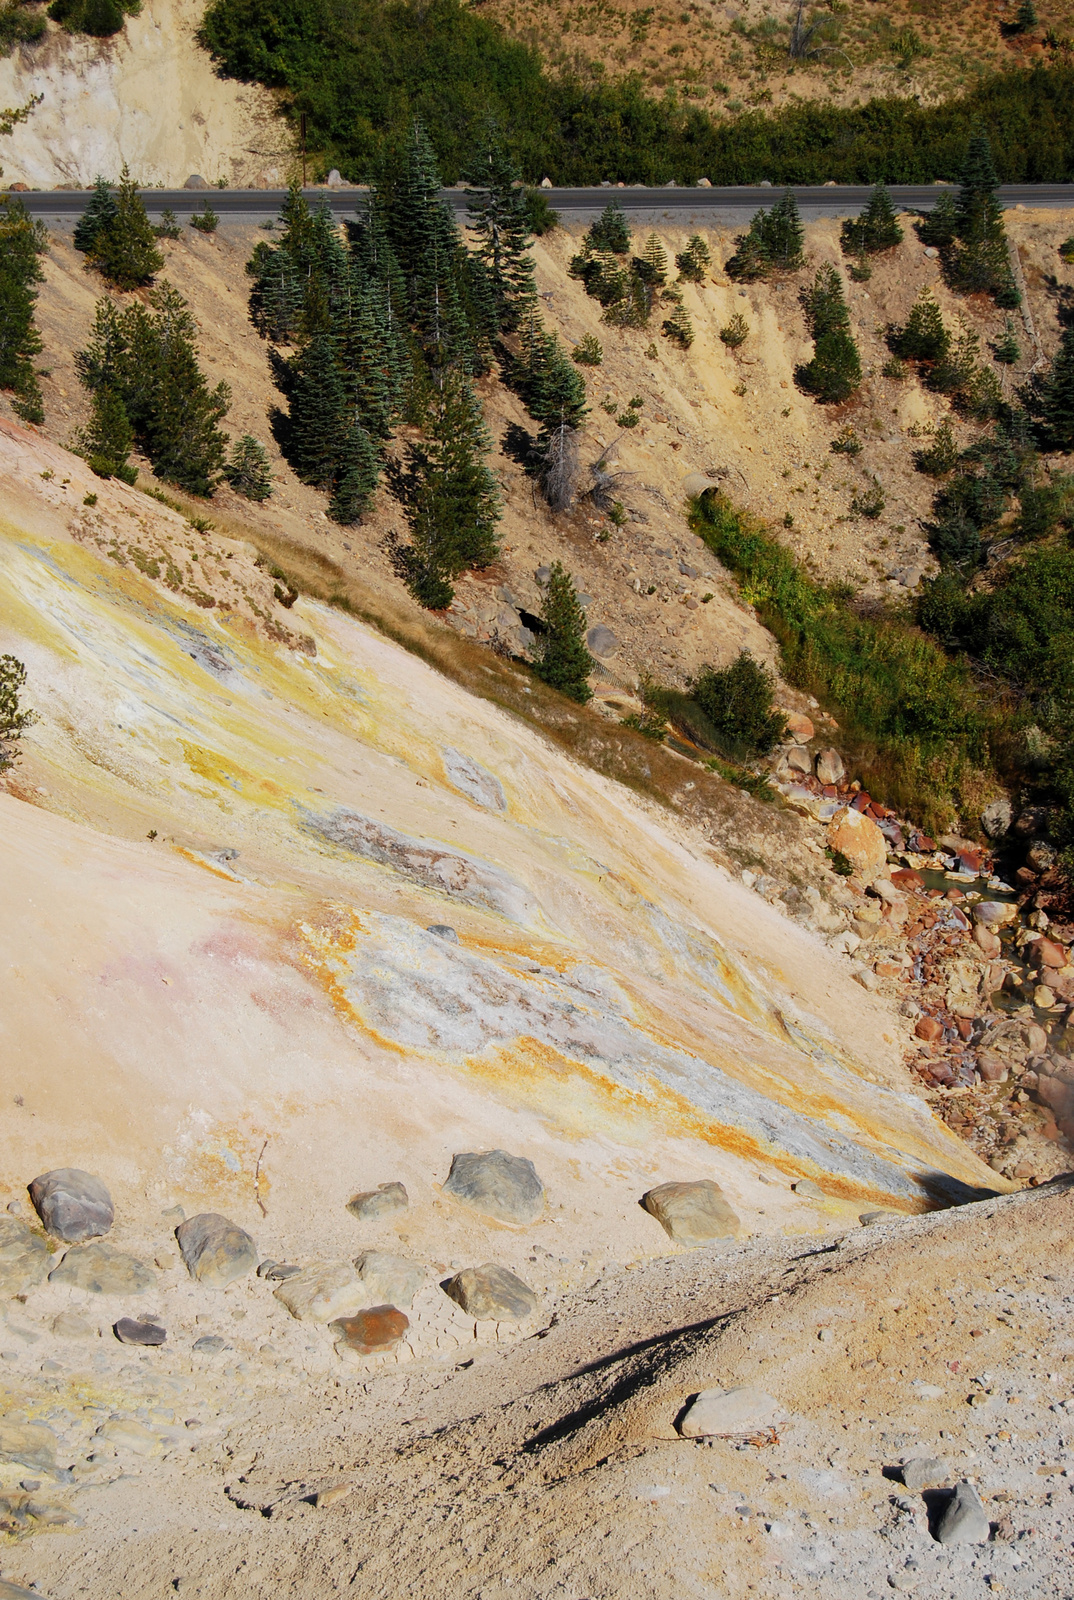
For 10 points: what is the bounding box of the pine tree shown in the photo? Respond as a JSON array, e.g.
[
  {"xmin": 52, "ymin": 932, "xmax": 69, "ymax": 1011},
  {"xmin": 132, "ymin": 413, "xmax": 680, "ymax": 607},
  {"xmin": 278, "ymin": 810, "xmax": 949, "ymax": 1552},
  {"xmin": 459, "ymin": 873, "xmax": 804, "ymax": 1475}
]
[
  {"xmin": 464, "ymin": 123, "xmax": 536, "ymax": 331},
  {"xmin": 993, "ymin": 319, "xmax": 1022, "ymax": 365},
  {"xmin": 586, "ymin": 202, "xmax": 630, "ymax": 255},
  {"xmin": 917, "ymin": 189, "xmax": 958, "ymax": 249},
  {"xmin": 0, "ymin": 653, "xmax": 34, "ymax": 773},
  {"xmin": 0, "ymin": 195, "xmax": 47, "ymax": 423},
  {"xmin": 675, "ymin": 235, "xmax": 711, "ymax": 282},
  {"xmin": 638, "ymin": 233, "xmax": 667, "ymax": 286},
  {"xmin": 77, "ymin": 385, "xmax": 135, "ymax": 482},
  {"xmin": 799, "ymin": 263, "xmax": 850, "ymax": 338},
  {"xmin": 889, "ymin": 289, "xmax": 950, "ymax": 363},
  {"xmin": 725, "ymin": 219, "xmax": 771, "ymax": 283},
  {"xmin": 662, "ymin": 301, "xmax": 694, "ymax": 348},
  {"xmin": 223, "ymin": 434, "xmax": 272, "ymax": 500},
  {"xmin": 88, "ymin": 164, "xmax": 164, "ymax": 290},
  {"xmin": 841, "ymin": 181, "xmax": 903, "ymax": 256},
  {"xmin": 532, "ymin": 561, "xmax": 593, "ymax": 702},
  {"xmin": 73, "ymin": 175, "xmax": 117, "ymax": 255},
  {"xmin": 763, "ymin": 192, "xmax": 805, "ymax": 270},
  {"xmin": 328, "ymin": 419, "xmax": 379, "ymax": 524},
  {"xmin": 796, "ymin": 265, "xmax": 860, "ymax": 402},
  {"xmin": 1026, "ymin": 324, "xmax": 1074, "ymax": 452},
  {"xmin": 947, "ymin": 131, "xmax": 1020, "ymax": 307},
  {"xmin": 277, "ymin": 327, "xmax": 347, "ymax": 487},
  {"xmin": 141, "ymin": 282, "xmax": 230, "ymax": 493},
  {"xmin": 1016, "ymin": 0, "xmax": 1038, "ymax": 27}
]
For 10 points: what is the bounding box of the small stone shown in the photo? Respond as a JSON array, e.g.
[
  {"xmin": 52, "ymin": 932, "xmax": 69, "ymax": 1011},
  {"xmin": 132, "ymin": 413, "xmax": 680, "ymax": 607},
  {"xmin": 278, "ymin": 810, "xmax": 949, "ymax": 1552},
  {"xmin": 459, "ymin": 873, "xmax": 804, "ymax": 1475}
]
[
  {"xmin": 679, "ymin": 1387, "xmax": 781, "ymax": 1438},
  {"xmin": 330, "ymin": 1305, "xmax": 409, "ymax": 1356},
  {"xmin": 191, "ymin": 1334, "xmax": 229, "ymax": 1354},
  {"xmin": 346, "ymin": 1182, "xmax": 408, "ymax": 1222},
  {"xmin": 981, "ymin": 799, "xmax": 1012, "ymax": 838},
  {"xmin": 854, "ymin": 968, "xmax": 879, "ymax": 991},
  {"xmin": 587, "ymin": 625, "xmax": 619, "ymax": 659},
  {"xmin": 935, "ymin": 1481, "xmax": 990, "ymax": 1544},
  {"xmin": 859, "ymin": 1209, "xmax": 903, "ymax": 1226},
  {"xmin": 48, "ymin": 1243, "xmax": 156, "ymax": 1295},
  {"xmin": 444, "ymin": 1264, "xmax": 537, "ymax": 1321},
  {"xmin": 97, "ymin": 1418, "xmax": 162, "ymax": 1457},
  {"xmin": 641, "ymin": 1180, "xmax": 742, "ymax": 1246},
  {"xmin": 176, "ymin": 1213, "xmax": 257, "ymax": 1289},
  {"xmin": 815, "ymin": 747, "xmax": 846, "ymax": 786},
  {"xmin": 256, "ymin": 1260, "xmax": 302, "ymax": 1280},
  {"xmin": 442, "ymin": 1149, "xmax": 545, "ymax": 1225},
  {"xmin": 792, "ymin": 1179, "xmax": 827, "ymax": 1199},
  {"xmin": 427, "ymin": 924, "xmax": 458, "ymax": 943},
  {"xmin": 28, "ymin": 1168, "xmax": 113, "ymax": 1243},
  {"xmin": 273, "ymin": 1260, "xmax": 366, "ymax": 1323},
  {"xmin": 901, "ymin": 1456, "xmax": 950, "ymax": 1492},
  {"xmin": 1033, "ymin": 985, "xmax": 1056, "ymax": 1008},
  {"xmin": 915, "ymin": 1017, "xmax": 943, "ymax": 1042},
  {"xmin": 353, "ymin": 1250, "xmax": 424, "ymax": 1309},
  {"xmin": 0, "ymin": 1216, "xmax": 52, "ymax": 1297},
  {"xmin": 51, "ymin": 1311, "xmax": 94, "ymax": 1340},
  {"xmin": 114, "ymin": 1318, "xmax": 166, "ymax": 1346},
  {"xmin": 924, "ymin": 246, "xmax": 938, "ymax": 258},
  {"xmin": 535, "ymin": 565, "xmax": 551, "ymax": 584},
  {"xmin": 0, "ymin": 1422, "xmax": 57, "ymax": 1475}
]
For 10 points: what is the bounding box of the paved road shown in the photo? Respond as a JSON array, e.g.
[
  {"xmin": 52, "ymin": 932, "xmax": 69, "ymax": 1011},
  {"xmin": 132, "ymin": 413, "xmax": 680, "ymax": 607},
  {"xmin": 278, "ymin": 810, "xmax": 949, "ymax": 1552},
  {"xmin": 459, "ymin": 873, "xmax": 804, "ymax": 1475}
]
[{"xmin": 16, "ymin": 182, "xmax": 1074, "ymax": 223}]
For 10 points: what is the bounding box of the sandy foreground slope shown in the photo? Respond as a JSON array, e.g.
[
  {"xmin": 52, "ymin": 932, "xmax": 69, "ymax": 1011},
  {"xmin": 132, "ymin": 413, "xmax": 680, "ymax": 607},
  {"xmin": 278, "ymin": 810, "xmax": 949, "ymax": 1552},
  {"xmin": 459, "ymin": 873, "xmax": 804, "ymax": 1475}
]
[{"xmin": 2, "ymin": 414, "xmax": 1062, "ymax": 1594}]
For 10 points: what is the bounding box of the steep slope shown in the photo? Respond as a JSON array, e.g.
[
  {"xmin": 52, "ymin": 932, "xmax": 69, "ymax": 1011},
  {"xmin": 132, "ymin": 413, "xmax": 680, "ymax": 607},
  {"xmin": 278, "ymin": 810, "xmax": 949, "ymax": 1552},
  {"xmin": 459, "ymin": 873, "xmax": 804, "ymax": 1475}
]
[{"xmin": 0, "ymin": 0, "xmax": 289, "ymax": 189}]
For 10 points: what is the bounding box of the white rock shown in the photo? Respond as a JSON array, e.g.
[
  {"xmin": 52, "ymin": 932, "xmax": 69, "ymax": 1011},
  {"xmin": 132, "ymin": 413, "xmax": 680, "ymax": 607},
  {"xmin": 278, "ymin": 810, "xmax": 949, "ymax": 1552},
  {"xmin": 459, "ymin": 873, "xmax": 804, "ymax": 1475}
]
[
  {"xmin": 679, "ymin": 1386, "xmax": 781, "ymax": 1438},
  {"xmin": 273, "ymin": 1261, "xmax": 367, "ymax": 1323}
]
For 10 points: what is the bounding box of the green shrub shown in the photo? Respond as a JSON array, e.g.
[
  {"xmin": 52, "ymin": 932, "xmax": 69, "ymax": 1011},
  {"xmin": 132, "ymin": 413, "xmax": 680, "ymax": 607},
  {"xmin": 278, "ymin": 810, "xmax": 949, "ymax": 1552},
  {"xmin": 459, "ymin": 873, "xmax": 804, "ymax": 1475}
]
[
  {"xmin": 523, "ymin": 188, "xmax": 558, "ymax": 236},
  {"xmin": 0, "ymin": 653, "xmax": 34, "ymax": 771},
  {"xmin": 887, "ymin": 289, "xmax": 949, "ymax": 364},
  {"xmin": 190, "ymin": 201, "xmax": 219, "ymax": 235},
  {"xmin": 0, "ymin": 2, "xmax": 47, "ymax": 52},
  {"xmin": 153, "ymin": 208, "xmax": 182, "ymax": 241},
  {"xmin": 913, "ymin": 420, "xmax": 958, "ymax": 476},
  {"xmin": 572, "ymin": 332, "xmax": 602, "ymax": 366},
  {"xmin": 830, "ymin": 424, "xmax": 862, "ymax": 455},
  {"xmin": 689, "ymin": 650, "xmax": 786, "ymax": 759},
  {"xmin": 48, "ymin": 0, "xmax": 138, "ymax": 36},
  {"xmin": 719, "ymin": 311, "xmax": 749, "ymax": 348}
]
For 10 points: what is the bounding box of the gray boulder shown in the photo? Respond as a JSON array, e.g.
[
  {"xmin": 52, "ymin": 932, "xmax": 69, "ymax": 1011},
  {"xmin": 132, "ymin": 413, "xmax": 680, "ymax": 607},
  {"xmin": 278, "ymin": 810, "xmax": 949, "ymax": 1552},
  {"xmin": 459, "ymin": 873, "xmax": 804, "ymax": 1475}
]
[
  {"xmin": 587, "ymin": 625, "xmax": 619, "ymax": 659},
  {"xmin": 859, "ymin": 1209, "xmax": 904, "ymax": 1227},
  {"xmin": 641, "ymin": 1180, "xmax": 742, "ymax": 1246},
  {"xmin": 353, "ymin": 1250, "xmax": 424, "ymax": 1309},
  {"xmin": 184, "ymin": 173, "xmax": 210, "ymax": 189},
  {"xmin": 347, "ymin": 1181, "xmax": 408, "ymax": 1222},
  {"xmin": 442, "ymin": 1149, "xmax": 545, "ymax": 1225},
  {"xmin": 936, "ymin": 1482, "xmax": 990, "ymax": 1544},
  {"xmin": 901, "ymin": 1456, "xmax": 950, "ymax": 1492},
  {"xmin": 679, "ymin": 1387, "xmax": 781, "ymax": 1438},
  {"xmin": 114, "ymin": 1317, "xmax": 166, "ymax": 1346},
  {"xmin": 427, "ymin": 925, "xmax": 458, "ymax": 943},
  {"xmin": 0, "ymin": 1215, "xmax": 52, "ymax": 1296},
  {"xmin": 444, "ymin": 1264, "xmax": 537, "ymax": 1321},
  {"xmin": 176, "ymin": 1213, "xmax": 257, "ymax": 1288},
  {"xmin": 28, "ymin": 1168, "xmax": 113, "ymax": 1243},
  {"xmin": 48, "ymin": 1242, "xmax": 155, "ymax": 1295},
  {"xmin": 981, "ymin": 798, "xmax": 1012, "ymax": 838}
]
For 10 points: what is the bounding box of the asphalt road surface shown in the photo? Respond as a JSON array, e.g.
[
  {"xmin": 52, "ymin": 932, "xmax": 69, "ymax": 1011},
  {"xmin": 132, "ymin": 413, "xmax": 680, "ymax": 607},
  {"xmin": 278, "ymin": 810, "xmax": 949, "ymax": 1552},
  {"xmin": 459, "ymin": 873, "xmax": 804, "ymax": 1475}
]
[{"xmin": 16, "ymin": 182, "xmax": 1074, "ymax": 224}]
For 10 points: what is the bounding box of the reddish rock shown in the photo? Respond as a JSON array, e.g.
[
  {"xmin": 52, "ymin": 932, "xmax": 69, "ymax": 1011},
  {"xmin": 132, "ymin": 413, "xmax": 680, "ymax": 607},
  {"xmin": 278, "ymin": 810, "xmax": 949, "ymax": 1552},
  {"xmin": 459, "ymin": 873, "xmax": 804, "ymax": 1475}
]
[
  {"xmin": 330, "ymin": 1305, "xmax": 409, "ymax": 1355},
  {"xmin": 821, "ymin": 784, "xmax": 838, "ymax": 798},
  {"xmin": 851, "ymin": 792, "xmax": 871, "ymax": 812},
  {"xmin": 945, "ymin": 887, "xmax": 964, "ymax": 901},
  {"xmin": 955, "ymin": 1017, "xmax": 973, "ymax": 1040},
  {"xmin": 784, "ymin": 711, "xmax": 814, "ymax": 743},
  {"xmin": 915, "ymin": 1017, "xmax": 943, "ymax": 1042},
  {"xmin": 977, "ymin": 1050, "xmax": 1007, "ymax": 1083},
  {"xmin": 957, "ymin": 848, "xmax": 984, "ymax": 874},
  {"xmin": 892, "ymin": 868, "xmax": 925, "ymax": 891},
  {"xmin": 1036, "ymin": 937, "xmax": 1067, "ymax": 970}
]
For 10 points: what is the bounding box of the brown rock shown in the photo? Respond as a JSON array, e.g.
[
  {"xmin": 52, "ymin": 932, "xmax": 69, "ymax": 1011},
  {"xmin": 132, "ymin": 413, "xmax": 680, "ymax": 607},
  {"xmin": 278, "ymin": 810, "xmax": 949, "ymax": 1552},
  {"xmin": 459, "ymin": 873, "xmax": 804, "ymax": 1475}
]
[
  {"xmin": 1036, "ymin": 937, "xmax": 1066, "ymax": 970},
  {"xmin": 977, "ymin": 1050, "xmax": 1007, "ymax": 1083},
  {"xmin": 891, "ymin": 868, "xmax": 925, "ymax": 891},
  {"xmin": 973, "ymin": 923, "xmax": 1001, "ymax": 957},
  {"xmin": 915, "ymin": 1017, "xmax": 943, "ymax": 1042},
  {"xmin": 828, "ymin": 806, "xmax": 887, "ymax": 885},
  {"xmin": 815, "ymin": 747, "xmax": 846, "ymax": 786},
  {"xmin": 784, "ymin": 712, "xmax": 814, "ymax": 743},
  {"xmin": 641, "ymin": 1179, "xmax": 742, "ymax": 1246},
  {"xmin": 330, "ymin": 1305, "xmax": 409, "ymax": 1355}
]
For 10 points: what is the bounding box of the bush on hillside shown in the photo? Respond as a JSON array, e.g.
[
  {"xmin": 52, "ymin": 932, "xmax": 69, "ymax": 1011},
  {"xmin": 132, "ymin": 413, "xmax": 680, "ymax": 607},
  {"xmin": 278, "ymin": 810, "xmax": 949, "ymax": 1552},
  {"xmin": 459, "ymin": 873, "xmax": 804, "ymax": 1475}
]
[
  {"xmin": 689, "ymin": 651, "xmax": 786, "ymax": 760},
  {"xmin": 0, "ymin": 194, "xmax": 47, "ymax": 423},
  {"xmin": 0, "ymin": 652, "xmax": 34, "ymax": 772}
]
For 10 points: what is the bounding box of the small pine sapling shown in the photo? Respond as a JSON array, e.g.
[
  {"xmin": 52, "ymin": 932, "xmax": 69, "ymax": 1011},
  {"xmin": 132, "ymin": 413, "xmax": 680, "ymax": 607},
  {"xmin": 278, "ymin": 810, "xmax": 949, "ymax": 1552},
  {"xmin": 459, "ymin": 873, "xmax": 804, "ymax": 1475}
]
[
  {"xmin": 638, "ymin": 233, "xmax": 667, "ymax": 286},
  {"xmin": 992, "ymin": 319, "xmax": 1021, "ymax": 365},
  {"xmin": 572, "ymin": 332, "xmax": 602, "ymax": 366},
  {"xmin": 0, "ymin": 653, "xmax": 34, "ymax": 772},
  {"xmin": 662, "ymin": 302, "xmax": 694, "ymax": 348},
  {"xmin": 153, "ymin": 208, "xmax": 182, "ymax": 240},
  {"xmin": 586, "ymin": 202, "xmax": 631, "ymax": 255},
  {"xmin": 223, "ymin": 434, "xmax": 273, "ymax": 500},
  {"xmin": 841, "ymin": 181, "xmax": 903, "ymax": 256},
  {"xmin": 532, "ymin": 560, "xmax": 594, "ymax": 703},
  {"xmin": 73, "ymin": 176, "xmax": 117, "ymax": 255},
  {"xmin": 719, "ymin": 311, "xmax": 749, "ymax": 348},
  {"xmin": 675, "ymin": 235, "xmax": 711, "ymax": 282},
  {"xmin": 190, "ymin": 201, "xmax": 219, "ymax": 235},
  {"xmin": 77, "ymin": 384, "xmax": 137, "ymax": 482}
]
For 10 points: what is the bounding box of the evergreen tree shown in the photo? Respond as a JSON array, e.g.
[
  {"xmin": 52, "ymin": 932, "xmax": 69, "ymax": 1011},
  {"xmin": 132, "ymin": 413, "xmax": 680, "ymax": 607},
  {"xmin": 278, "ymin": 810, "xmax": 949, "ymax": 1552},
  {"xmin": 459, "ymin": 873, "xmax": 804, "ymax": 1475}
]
[
  {"xmin": 1026, "ymin": 325, "xmax": 1074, "ymax": 452},
  {"xmin": 917, "ymin": 189, "xmax": 958, "ymax": 249},
  {"xmin": 796, "ymin": 264, "xmax": 861, "ymax": 402},
  {"xmin": 247, "ymin": 239, "xmax": 304, "ymax": 342},
  {"xmin": 327, "ymin": 419, "xmax": 379, "ymax": 523},
  {"xmin": 73, "ymin": 175, "xmax": 117, "ymax": 255},
  {"xmin": 638, "ymin": 233, "xmax": 667, "ymax": 286},
  {"xmin": 691, "ymin": 651, "xmax": 785, "ymax": 758},
  {"xmin": 662, "ymin": 301, "xmax": 694, "ymax": 348},
  {"xmin": 1016, "ymin": 0, "xmax": 1037, "ymax": 27},
  {"xmin": 993, "ymin": 319, "xmax": 1021, "ymax": 365},
  {"xmin": 223, "ymin": 434, "xmax": 272, "ymax": 500},
  {"xmin": 532, "ymin": 561, "xmax": 593, "ymax": 703},
  {"xmin": 154, "ymin": 208, "xmax": 182, "ymax": 240},
  {"xmin": 0, "ymin": 653, "xmax": 34, "ymax": 773},
  {"xmin": 141, "ymin": 282, "xmax": 230, "ymax": 493},
  {"xmin": 391, "ymin": 366, "xmax": 501, "ymax": 607},
  {"xmin": 763, "ymin": 192, "xmax": 805, "ymax": 270},
  {"xmin": 88, "ymin": 164, "xmax": 164, "ymax": 290},
  {"xmin": 77, "ymin": 385, "xmax": 135, "ymax": 482},
  {"xmin": 888, "ymin": 289, "xmax": 950, "ymax": 363},
  {"xmin": 464, "ymin": 123, "xmax": 536, "ymax": 331},
  {"xmin": 586, "ymin": 202, "xmax": 630, "ymax": 255},
  {"xmin": 946, "ymin": 131, "xmax": 1020, "ymax": 307},
  {"xmin": 0, "ymin": 195, "xmax": 47, "ymax": 423},
  {"xmin": 841, "ymin": 181, "xmax": 903, "ymax": 256},
  {"xmin": 675, "ymin": 235, "xmax": 711, "ymax": 282},
  {"xmin": 276, "ymin": 326, "xmax": 347, "ymax": 487}
]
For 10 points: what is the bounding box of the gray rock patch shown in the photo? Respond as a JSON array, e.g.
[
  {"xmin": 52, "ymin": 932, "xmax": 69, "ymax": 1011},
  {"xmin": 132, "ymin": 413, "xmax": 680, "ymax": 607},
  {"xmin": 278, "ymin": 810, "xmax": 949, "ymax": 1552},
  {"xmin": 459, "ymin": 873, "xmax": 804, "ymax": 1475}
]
[
  {"xmin": 176, "ymin": 1213, "xmax": 257, "ymax": 1289},
  {"xmin": 48, "ymin": 1243, "xmax": 155, "ymax": 1295},
  {"xmin": 114, "ymin": 1317, "xmax": 166, "ymax": 1346},
  {"xmin": 442, "ymin": 748, "xmax": 506, "ymax": 811},
  {"xmin": 353, "ymin": 1250, "xmax": 424, "ymax": 1309},
  {"xmin": 0, "ymin": 1216, "xmax": 52, "ymax": 1296},
  {"xmin": 444, "ymin": 1264, "xmax": 537, "ymax": 1321},
  {"xmin": 587, "ymin": 625, "xmax": 618, "ymax": 659},
  {"xmin": 427, "ymin": 925, "xmax": 458, "ymax": 943},
  {"xmin": 442, "ymin": 1149, "xmax": 545, "ymax": 1225},
  {"xmin": 28, "ymin": 1169, "xmax": 113, "ymax": 1243},
  {"xmin": 347, "ymin": 1182, "xmax": 409, "ymax": 1222},
  {"xmin": 935, "ymin": 1482, "xmax": 990, "ymax": 1544},
  {"xmin": 901, "ymin": 1456, "xmax": 949, "ymax": 1492},
  {"xmin": 642, "ymin": 1180, "xmax": 742, "ymax": 1246},
  {"xmin": 679, "ymin": 1387, "xmax": 781, "ymax": 1438}
]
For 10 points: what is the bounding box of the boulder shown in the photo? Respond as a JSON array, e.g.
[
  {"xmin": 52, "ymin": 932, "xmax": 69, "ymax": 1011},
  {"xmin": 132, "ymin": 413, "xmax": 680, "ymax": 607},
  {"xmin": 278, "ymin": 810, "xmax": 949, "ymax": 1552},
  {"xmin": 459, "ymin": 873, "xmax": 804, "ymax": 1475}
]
[
  {"xmin": 0, "ymin": 1216, "xmax": 52, "ymax": 1297},
  {"xmin": 1034, "ymin": 936, "xmax": 1067, "ymax": 970},
  {"xmin": 641, "ymin": 1180, "xmax": 743, "ymax": 1246},
  {"xmin": 977, "ymin": 1050, "xmax": 1008, "ymax": 1084},
  {"xmin": 935, "ymin": 1482, "xmax": 990, "ymax": 1544},
  {"xmin": 587, "ymin": 625, "xmax": 619, "ymax": 659},
  {"xmin": 973, "ymin": 900, "xmax": 1018, "ymax": 928},
  {"xmin": 981, "ymin": 798, "xmax": 1012, "ymax": 838},
  {"xmin": 828, "ymin": 806, "xmax": 887, "ymax": 884},
  {"xmin": 427, "ymin": 924, "xmax": 459, "ymax": 943},
  {"xmin": 858, "ymin": 1209, "xmax": 903, "ymax": 1226},
  {"xmin": 114, "ymin": 1317, "xmax": 166, "ymax": 1346},
  {"xmin": 791, "ymin": 1179, "xmax": 826, "ymax": 1199},
  {"xmin": 784, "ymin": 712, "xmax": 814, "ymax": 743},
  {"xmin": 347, "ymin": 1182, "xmax": 409, "ymax": 1222},
  {"xmin": 815, "ymin": 747, "xmax": 845, "ymax": 786},
  {"xmin": 442, "ymin": 1149, "xmax": 545, "ymax": 1225},
  {"xmin": 901, "ymin": 1456, "xmax": 950, "ymax": 1492},
  {"xmin": 28, "ymin": 1169, "xmax": 113, "ymax": 1243},
  {"xmin": 273, "ymin": 1261, "xmax": 366, "ymax": 1323},
  {"xmin": 176, "ymin": 1213, "xmax": 257, "ymax": 1289},
  {"xmin": 48, "ymin": 1243, "xmax": 155, "ymax": 1295},
  {"xmin": 331, "ymin": 1305, "xmax": 409, "ymax": 1357},
  {"xmin": 679, "ymin": 1387, "xmax": 781, "ymax": 1438},
  {"xmin": 353, "ymin": 1250, "xmax": 424, "ymax": 1309},
  {"xmin": 184, "ymin": 173, "xmax": 210, "ymax": 189},
  {"xmin": 326, "ymin": 168, "xmax": 343, "ymax": 187},
  {"xmin": 783, "ymin": 746, "xmax": 812, "ymax": 776},
  {"xmin": 914, "ymin": 1017, "xmax": 943, "ymax": 1042},
  {"xmin": 444, "ymin": 1263, "xmax": 537, "ymax": 1321}
]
